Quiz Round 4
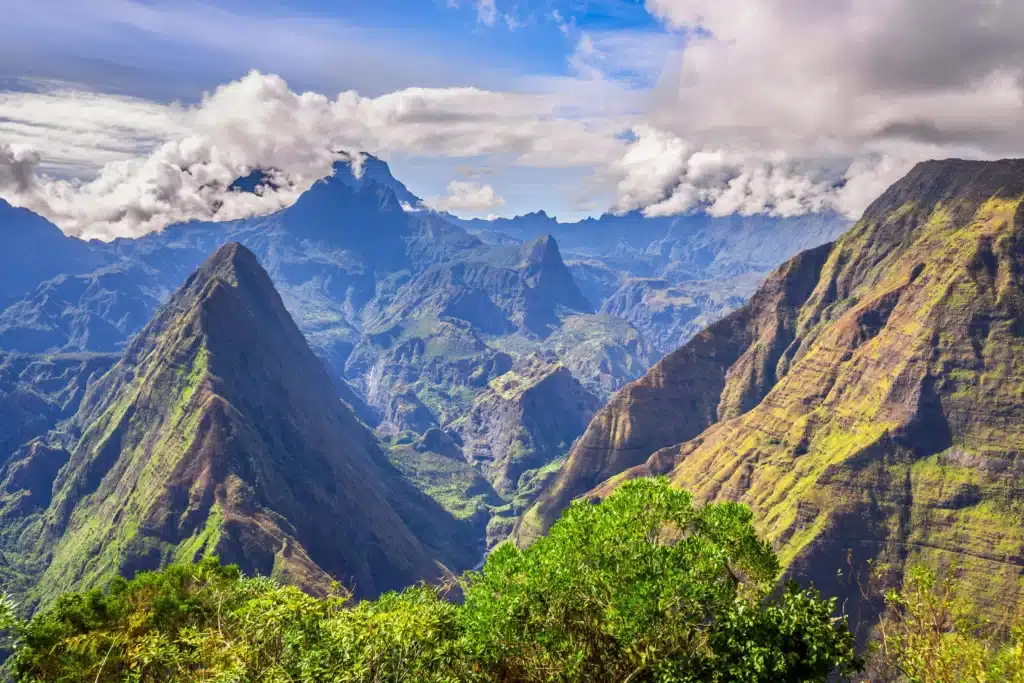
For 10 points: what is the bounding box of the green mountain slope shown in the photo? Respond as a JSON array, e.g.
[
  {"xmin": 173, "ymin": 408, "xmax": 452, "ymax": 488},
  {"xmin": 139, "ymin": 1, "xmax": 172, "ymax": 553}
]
[
  {"xmin": 519, "ymin": 159, "xmax": 1024, "ymax": 626},
  {"xmin": 0, "ymin": 243, "xmax": 478, "ymax": 605}
]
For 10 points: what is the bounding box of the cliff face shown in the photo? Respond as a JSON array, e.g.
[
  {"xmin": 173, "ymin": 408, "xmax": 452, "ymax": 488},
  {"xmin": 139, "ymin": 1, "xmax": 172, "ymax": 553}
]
[
  {"xmin": 515, "ymin": 242, "xmax": 832, "ymax": 545},
  {"xmin": 0, "ymin": 244, "xmax": 478, "ymax": 605},
  {"xmin": 458, "ymin": 354, "xmax": 601, "ymax": 496},
  {"xmin": 520, "ymin": 159, "xmax": 1024, "ymax": 624}
]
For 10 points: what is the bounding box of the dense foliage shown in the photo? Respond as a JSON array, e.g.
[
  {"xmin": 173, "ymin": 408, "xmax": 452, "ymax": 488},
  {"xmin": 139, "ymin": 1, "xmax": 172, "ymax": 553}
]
[
  {"xmin": 866, "ymin": 566, "xmax": 1023, "ymax": 682},
  {"xmin": 4, "ymin": 478, "xmax": 858, "ymax": 682}
]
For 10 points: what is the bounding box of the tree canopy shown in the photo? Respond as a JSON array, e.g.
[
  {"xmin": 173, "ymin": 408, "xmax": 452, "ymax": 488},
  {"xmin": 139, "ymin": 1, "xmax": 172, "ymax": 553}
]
[{"xmin": 5, "ymin": 478, "xmax": 859, "ymax": 682}]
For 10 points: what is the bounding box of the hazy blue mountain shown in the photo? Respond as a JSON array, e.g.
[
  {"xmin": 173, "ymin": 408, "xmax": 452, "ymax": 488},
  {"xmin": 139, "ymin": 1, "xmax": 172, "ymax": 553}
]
[
  {"xmin": 455, "ymin": 209, "xmax": 850, "ymax": 353},
  {"xmin": 0, "ymin": 200, "xmax": 107, "ymax": 306},
  {"xmin": 0, "ymin": 154, "xmax": 850, "ymax": 567}
]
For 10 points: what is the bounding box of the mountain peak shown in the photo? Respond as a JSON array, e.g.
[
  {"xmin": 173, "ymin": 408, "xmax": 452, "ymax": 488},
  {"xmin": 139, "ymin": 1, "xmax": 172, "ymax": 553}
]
[
  {"xmin": 177, "ymin": 242, "xmax": 275, "ymax": 309},
  {"xmin": 199, "ymin": 241, "xmax": 257, "ymax": 275},
  {"xmin": 330, "ymin": 151, "xmax": 421, "ymax": 207},
  {"xmin": 520, "ymin": 158, "xmax": 1024, "ymax": 624},
  {"xmin": 522, "ymin": 234, "xmax": 562, "ymax": 267},
  {"xmin": 0, "ymin": 199, "xmax": 106, "ymax": 302},
  {"xmin": 519, "ymin": 235, "xmax": 593, "ymax": 316},
  {"xmin": 14, "ymin": 244, "xmax": 469, "ymax": 602}
]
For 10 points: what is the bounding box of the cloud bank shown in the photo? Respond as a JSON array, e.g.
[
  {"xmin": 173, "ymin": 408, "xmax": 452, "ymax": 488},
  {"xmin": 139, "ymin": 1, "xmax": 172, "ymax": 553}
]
[
  {"xmin": 0, "ymin": 72, "xmax": 624, "ymax": 239},
  {"xmin": 427, "ymin": 180, "xmax": 507, "ymax": 214},
  {"xmin": 2, "ymin": 0, "xmax": 1023, "ymax": 238},
  {"xmin": 616, "ymin": 0, "xmax": 1024, "ymax": 217}
]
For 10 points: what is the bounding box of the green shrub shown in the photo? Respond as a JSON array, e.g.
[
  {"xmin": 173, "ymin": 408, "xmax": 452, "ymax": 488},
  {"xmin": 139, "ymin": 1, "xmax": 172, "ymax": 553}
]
[
  {"xmin": 9, "ymin": 478, "xmax": 859, "ymax": 682},
  {"xmin": 866, "ymin": 565, "xmax": 1023, "ymax": 682},
  {"xmin": 459, "ymin": 477, "xmax": 858, "ymax": 681}
]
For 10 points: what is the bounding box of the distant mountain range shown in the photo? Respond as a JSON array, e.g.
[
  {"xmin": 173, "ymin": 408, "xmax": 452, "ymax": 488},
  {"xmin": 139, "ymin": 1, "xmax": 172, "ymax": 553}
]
[{"xmin": 0, "ymin": 153, "xmax": 850, "ymax": 603}]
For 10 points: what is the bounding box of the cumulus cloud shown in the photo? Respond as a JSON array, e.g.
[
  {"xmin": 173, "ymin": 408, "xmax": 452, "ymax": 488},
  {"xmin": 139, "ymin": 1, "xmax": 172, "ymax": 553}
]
[
  {"xmin": 426, "ymin": 180, "xmax": 506, "ymax": 214},
  {"xmin": 0, "ymin": 71, "xmax": 625, "ymax": 239},
  {"xmin": 6, "ymin": 0, "xmax": 1024, "ymax": 235},
  {"xmin": 475, "ymin": 0, "xmax": 497, "ymax": 26},
  {"xmin": 610, "ymin": 0, "xmax": 1024, "ymax": 218}
]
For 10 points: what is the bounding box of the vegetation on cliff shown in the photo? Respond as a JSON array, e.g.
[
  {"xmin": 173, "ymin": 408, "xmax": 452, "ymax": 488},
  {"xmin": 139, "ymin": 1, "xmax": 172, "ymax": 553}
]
[
  {"xmin": 0, "ymin": 243, "xmax": 478, "ymax": 607},
  {"xmin": 3, "ymin": 479, "xmax": 858, "ymax": 682},
  {"xmin": 520, "ymin": 160, "xmax": 1024, "ymax": 628},
  {"xmin": 865, "ymin": 565, "xmax": 1024, "ymax": 682}
]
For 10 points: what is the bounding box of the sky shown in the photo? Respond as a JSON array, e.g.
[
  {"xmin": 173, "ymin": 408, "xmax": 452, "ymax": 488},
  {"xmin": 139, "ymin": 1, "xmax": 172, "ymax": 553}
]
[{"xmin": 0, "ymin": 0, "xmax": 1023, "ymax": 239}]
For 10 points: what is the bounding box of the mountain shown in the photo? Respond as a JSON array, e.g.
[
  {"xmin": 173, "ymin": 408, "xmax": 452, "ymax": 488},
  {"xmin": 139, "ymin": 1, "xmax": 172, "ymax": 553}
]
[
  {"xmin": 0, "ymin": 154, "xmax": 853, "ymax": 581},
  {"xmin": 0, "ymin": 200, "xmax": 107, "ymax": 306},
  {"xmin": 0, "ymin": 352, "xmax": 118, "ymax": 464},
  {"xmin": 457, "ymin": 208, "xmax": 849, "ymax": 350},
  {"xmin": 0, "ymin": 244, "xmax": 478, "ymax": 604},
  {"xmin": 335, "ymin": 153, "xmax": 423, "ymax": 209},
  {"xmin": 0, "ymin": 263, "xmax": 166, "ymax": 354},
  {"xmin": 364, "ymin": 235, "xmax": 593, "ymax": 338},
  {"xmin": 600, "ymin": 274, "xmax": 756, "ymax": 354},
  {"xmin": 518, "ymin": 159, "xmax": 1024, "ymax": 627},
  {"xmin": 457, "ymin": 353, "xmax": 601, "ymax": 497}
]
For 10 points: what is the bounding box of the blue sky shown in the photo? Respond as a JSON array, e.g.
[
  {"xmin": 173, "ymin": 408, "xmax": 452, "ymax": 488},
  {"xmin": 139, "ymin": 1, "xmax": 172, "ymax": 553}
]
[
  {"xmin": 3, "ymin": 0, "xmax": 1018, "ymax": 239},
  {"xmin": 0, "ymin": 0, "xmax": 665, "ymax": 97},
  {"xmin": 0, "ymin": 0, "xmax": 679, "ymax": 223}
]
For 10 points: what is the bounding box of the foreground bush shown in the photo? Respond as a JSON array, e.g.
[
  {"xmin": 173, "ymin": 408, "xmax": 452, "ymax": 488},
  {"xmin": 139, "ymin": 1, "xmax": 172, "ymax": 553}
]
[
  {"xmin": 6, "ymin": 478, "xmax": 858, "ymax": 682},
  {"xmin": 866, "ymin": 566, "xmax": 1023, "ymax": 682}
]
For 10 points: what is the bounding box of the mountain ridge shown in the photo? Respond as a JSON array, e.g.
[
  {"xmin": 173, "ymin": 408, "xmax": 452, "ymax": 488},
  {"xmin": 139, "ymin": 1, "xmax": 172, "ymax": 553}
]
[
  {"xmin": 517, "ymin": 158, "xmax": 1024, "ymax": 628},
  {"xmin": 0, "ymin": 243, "xmax": 478, "ymax": 605}
]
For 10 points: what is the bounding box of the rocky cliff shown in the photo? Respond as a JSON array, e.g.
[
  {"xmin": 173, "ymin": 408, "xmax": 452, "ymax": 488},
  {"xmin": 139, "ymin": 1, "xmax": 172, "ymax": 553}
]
[
  {"xmin": 458, "ymin": 354, "xmax": 601, "ymax": 496},
  {"xmin": 518, "ymin": 159, "xmax": 1024, "ymax": 627}
]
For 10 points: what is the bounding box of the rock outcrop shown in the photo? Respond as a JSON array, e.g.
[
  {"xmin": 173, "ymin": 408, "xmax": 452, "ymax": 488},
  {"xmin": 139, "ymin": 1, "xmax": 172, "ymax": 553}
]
[{"xmin": 459, "ymin": 354, "xmax": 601, "ymax": 496}]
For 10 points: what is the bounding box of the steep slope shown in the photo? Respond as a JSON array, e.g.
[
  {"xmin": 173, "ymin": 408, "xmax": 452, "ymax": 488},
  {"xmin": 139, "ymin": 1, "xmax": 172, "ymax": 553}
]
[
  {"xmin": 0, "ymin": 244, "xmax": 477, "ymax": 605},
  {"xmin": 364, "ymin": 235, "xmax": 593, "ymax": 338},
  {"xmin": 601, "ymin": 274, "xmax": 758, "ymax": 355},
  {"xmin": 0, "ymin": 263, "xmax": 165, "ymax": 353},
  {"xmin": 523, "ymin": 159, "xmax": 1024, "ymax": 625},
  {"xmin": 0, "ymin": 200, "xmax": 106, "ymax": 305},
  {"xmin": 457, "ymin": 354, "xmax": 601, "ymax": 496},
  {"xmin": 538, "ymin": 314, "xmax": 656, "ymax": 397},
  {"xmin": 516, "ymin": 242, "xmax": 832, "ymax": 545},
  {"xmin": 0, "ymin": 352, "xmax": 117, "ymax": 463},
  {"xmin": 459, "ymin": 208, "xmax": 848, "ymax": 351}
]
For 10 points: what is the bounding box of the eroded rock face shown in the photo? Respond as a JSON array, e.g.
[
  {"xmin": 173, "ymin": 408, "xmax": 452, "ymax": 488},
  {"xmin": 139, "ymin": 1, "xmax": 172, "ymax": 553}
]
[
  {"xmin": 600, "ymin": 275, "xmax": 756, "ymax": 356},
  {"xmin": 521, "ymin": 159, "xmax": 1024, "ymax": 627},
  {"xmin": 0, "ymin": 352, "xmax": 117, "ymax": 463},
  {"xmin": 459, "ymin": 354, "xmax": 601, "ymax": 497},
  {"xmin": 516, "ymin": 242, "xmax": 832, "ymax": 546}
]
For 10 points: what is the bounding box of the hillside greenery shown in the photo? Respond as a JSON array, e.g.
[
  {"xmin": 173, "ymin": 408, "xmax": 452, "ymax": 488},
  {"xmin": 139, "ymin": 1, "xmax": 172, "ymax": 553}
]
[
  {"xmin": 2, "ymin": 479, "xmax": 859, "ymax": 682},
  {"xmin": 865, "ymin": 565, "xmax": 1024, "ymax": 682}
]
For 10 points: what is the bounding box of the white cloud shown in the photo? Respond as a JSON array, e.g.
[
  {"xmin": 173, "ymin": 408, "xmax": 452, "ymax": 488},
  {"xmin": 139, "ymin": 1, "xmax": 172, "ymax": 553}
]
[
  {"xmin": 610, "ymin": 0, "xmax": 1024, "ymax": 219},
  {"xmin": 426, "ymin": 180, "xmax": 506, "ymax": 214},
  {"xmin": 551, "ymin": 9, "xmax": 572, "ymax": 35},
  {"xmin": 475, "ymin": 0, "xmax": 497, "ymax": 26},
  {"xmin": 0, "ymin": 71, "xmax": 626, "ymax": 239},
  {"xmin": 504, "ymin": 13, "xmax": 524, "ymax": 31},
  {"xmin": 5, "ymin": 0, "xmax": 1024, "ymax": 236}
]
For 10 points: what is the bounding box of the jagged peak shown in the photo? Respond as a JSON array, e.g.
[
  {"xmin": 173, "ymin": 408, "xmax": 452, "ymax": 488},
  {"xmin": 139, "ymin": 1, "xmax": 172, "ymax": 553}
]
[
  {"xmin": 522, "ymin": 234, "xmax": 563, "ymax": 268},
  {"xmin": 192, "ymin": 242, "xmax": 263, "ymax": 286},
  {"xmin": 328, "ymin": 151, "xmax": 422, "ymax": 207},
  {"xmin": 122, "ymin": 242, "xmax": 287, "ymax": 365}
]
